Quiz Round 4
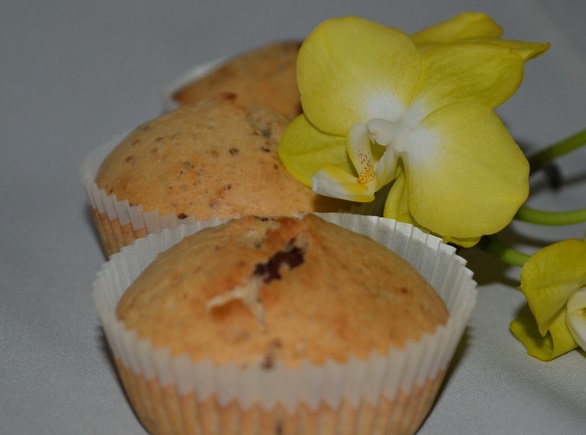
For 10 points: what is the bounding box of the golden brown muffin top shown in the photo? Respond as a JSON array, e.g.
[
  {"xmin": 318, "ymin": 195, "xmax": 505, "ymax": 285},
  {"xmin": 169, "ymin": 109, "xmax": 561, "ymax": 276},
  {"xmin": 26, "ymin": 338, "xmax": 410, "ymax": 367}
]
[
  {"xmin": 173, "ymin": 40, "xmax": 302, "ymax": 118},
  {"xmin": 116, "ymin": 214, "xmax": 448, "ymax": 368},
  {"xmin": 95, "ymin": 95, "xmax": 347, "ymax": 220}
]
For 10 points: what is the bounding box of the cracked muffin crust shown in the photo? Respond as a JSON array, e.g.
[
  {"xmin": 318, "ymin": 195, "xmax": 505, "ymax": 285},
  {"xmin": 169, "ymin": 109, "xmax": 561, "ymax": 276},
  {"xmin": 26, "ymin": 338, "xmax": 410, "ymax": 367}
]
[{"xmin": 116, "ymin": 214, "xmax": 449, "ymax": 368}]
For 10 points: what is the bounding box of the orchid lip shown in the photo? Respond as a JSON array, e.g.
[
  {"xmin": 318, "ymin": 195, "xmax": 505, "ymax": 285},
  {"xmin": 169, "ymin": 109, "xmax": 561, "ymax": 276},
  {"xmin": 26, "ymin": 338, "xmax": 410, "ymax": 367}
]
[{"xmin": 348, "ymin": 122, "xmax": 398, "ymax": 188}]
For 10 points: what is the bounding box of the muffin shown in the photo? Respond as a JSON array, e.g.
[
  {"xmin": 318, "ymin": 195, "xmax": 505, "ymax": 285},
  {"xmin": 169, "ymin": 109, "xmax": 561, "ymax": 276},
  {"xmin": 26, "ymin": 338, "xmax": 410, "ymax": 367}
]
[
  {"xmin": 82, "ymin": 94, "xmax": 348, "ymax": 256},
  {"xmin": 167, "ymin": 40, "xmax": 302, "ymax": 118},
  {"xmin": 93, "ymin": 213, "xmax": 478, "ymax": 435}
]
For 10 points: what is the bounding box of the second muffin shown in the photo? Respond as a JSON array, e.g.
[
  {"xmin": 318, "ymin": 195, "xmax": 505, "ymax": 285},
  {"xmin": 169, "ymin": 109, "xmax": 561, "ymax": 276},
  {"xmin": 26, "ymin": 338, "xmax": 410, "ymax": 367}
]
[{"xmin": 84, "ymin": 95, "xmax": 348, "ymax": 256}]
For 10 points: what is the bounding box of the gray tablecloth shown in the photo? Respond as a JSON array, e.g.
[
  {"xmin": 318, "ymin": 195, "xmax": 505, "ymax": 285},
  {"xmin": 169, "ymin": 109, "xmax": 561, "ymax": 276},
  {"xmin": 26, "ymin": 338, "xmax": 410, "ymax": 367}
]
[{"xmin": 1, "ymin": 1, "xmax": 585, "ymax": 433}]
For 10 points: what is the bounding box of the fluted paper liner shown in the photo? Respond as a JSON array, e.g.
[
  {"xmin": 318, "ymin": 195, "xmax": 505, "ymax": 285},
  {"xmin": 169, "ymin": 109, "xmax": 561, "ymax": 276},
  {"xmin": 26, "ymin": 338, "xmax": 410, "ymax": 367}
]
[
  {"xmin": 81, "ymin": 57, "xmax": 292, "ymax": 257},
  {"xmin": 80, "ymin": 59, "xmax": 306, "ymax": 257},
  {"xmin": 80, "ymin": 131, "xmax": 209, "ymax": 256},
  {"xmin": 92, "ymin": 213, "xmax": 476, "ymax": 432}
]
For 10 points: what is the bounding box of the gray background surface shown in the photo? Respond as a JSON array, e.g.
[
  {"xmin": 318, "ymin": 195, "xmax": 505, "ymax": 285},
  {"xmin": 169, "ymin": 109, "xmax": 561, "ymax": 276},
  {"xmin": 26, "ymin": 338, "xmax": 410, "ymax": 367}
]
[{"xmin": 1, "ymin": 0, "xmax": 585, "ymax": 433}]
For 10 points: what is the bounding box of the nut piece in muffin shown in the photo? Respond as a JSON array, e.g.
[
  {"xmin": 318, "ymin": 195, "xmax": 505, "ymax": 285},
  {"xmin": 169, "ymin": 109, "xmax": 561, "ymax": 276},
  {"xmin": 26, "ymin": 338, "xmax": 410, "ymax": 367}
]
[
  {"xmin": 172, "ymin": 40, "xmax": 302, "ymax": 118},
  {"xmin": 93, "ymin": 94, "xmax": 348, "ymax": 255}
]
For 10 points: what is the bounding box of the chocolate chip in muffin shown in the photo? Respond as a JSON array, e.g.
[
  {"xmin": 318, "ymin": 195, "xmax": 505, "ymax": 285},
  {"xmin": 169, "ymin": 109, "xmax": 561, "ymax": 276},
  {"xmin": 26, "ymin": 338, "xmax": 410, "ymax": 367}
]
[{"xmin": 254, "ymin": 240, "xmax": 305, "ymax": 283}]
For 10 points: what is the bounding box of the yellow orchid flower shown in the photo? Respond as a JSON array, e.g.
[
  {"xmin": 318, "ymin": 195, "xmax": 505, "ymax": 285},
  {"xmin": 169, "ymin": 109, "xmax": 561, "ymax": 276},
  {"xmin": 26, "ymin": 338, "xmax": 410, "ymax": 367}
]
[
  {"xmin": 278, "ymin": 14, "xmax": 549, "ymax": 247},
  {"xmin": 510, "ymin": 238, "xmax": 586, "ymax": 360}
]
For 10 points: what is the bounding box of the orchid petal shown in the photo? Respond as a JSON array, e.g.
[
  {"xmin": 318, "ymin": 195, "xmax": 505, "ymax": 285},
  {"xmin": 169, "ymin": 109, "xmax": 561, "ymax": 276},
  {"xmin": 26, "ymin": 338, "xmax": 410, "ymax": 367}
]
[
  {"xmin": 406, "ymin": 101, "xmax": 529, "ymax": 239},
  {"xmin": 472, "ymin": 38, "xmax": 551, "ymax": 61},
  {"xmin": 384, "ymin": 168, "xmax": 482, "ymax": 247},
  {"xmin": 410, "ymin": 11, "xmax": 549, "ymax": 60},
  {"xmin": 297, "ymin": 16, "xmax": 420, "ymax": 134},
  {"xmin": 412, "ymin": 43, "xmax": 524, "ymax": 112},
  {"xmin": 410, "ymin": 12, "xmax": 503, "ymax": 48},
  {"xmin": 519, "ymin": 239, "xmax": 586, "ymax": 335},
  {"xmin": 278, "ymin": 115, "xmax": 350, "ymax": 187},
  {"xmin": 510, "ymin": 310, "xmax": 578, "ymax": 361},
  {"xmin": 442, "ymin": 234, "xmax": 482, "ymax": 248}
]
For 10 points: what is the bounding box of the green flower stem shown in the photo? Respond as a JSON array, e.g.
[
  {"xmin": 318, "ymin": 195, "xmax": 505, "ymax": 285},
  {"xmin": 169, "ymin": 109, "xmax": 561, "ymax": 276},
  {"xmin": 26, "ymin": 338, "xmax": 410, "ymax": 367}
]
[
  {"xmin": 515, "ymin": 206, "xmax": 586, "ymax": 225},
  {"xmin": 529, "ymin": 128, "xmax": 586, "ymax": 175},
  {"xmin": 479, "ymin": 235, "xmax": 530, "ymax": 267}
]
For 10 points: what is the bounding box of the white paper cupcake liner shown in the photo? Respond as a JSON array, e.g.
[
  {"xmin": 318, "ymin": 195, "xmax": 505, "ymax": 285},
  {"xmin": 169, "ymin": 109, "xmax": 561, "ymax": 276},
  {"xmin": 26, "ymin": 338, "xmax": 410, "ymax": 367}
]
[
  {"xmin": 92, "ymin": 213, "xmax": 477, "ymax": 433},
  {"xmin": 79, "ymin": 59, "xmax": 219, "ymax": 257},
  {"xmin": 80, "ymin": 130, "xmax": 181, "ymax": 231},
  {"xmin": 80, "ymin": 131, "xmax": 208, "ymax": 256}
]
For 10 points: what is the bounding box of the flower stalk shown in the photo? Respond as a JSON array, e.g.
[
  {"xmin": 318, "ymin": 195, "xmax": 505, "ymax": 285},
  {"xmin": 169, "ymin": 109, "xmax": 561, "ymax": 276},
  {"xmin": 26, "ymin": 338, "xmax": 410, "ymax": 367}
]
[
  {"xmin": 479, "ymin": 235, "xmax": 530, "ymax": 267},
  {"xmin": 515, "ymin": 206, "xmax": 586, "ymax": 226},
  {"xmin": 529, "ymin": 128, "xmax": 586, "ymax": 175}
]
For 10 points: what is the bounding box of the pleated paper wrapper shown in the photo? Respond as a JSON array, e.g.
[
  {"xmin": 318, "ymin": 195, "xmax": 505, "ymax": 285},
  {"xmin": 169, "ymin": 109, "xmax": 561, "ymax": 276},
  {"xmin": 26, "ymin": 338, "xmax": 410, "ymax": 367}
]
[
  {"xmin": 80, "ymin": 130, "xmax": 206, "ymax": 257},
  {"xmin": 80, "ymin": 60, "xmax": 225, "ymax": 257},
  {"xmin": 92, "ymin": 213, "xmax": 477, "ymax": 435}
]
